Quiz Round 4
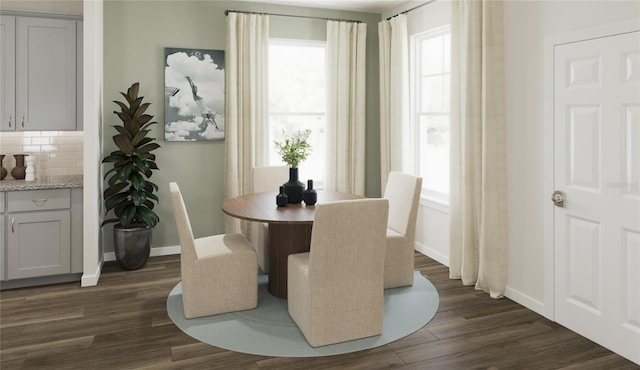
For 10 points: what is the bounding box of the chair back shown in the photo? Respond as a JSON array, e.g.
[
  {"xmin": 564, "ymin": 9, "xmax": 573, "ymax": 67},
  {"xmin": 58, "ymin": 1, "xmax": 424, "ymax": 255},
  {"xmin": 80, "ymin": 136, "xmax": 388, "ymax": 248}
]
[
  {"xmin": 383, "ymin": 172, "xmax": 423, "ymax": 238},
  {"xmin": 308, "ymin": 199, "xmax": 389, "ymax": 289},
  {"xmin": 252, "ymin": 165, "xmax": 289, "ymax": 193},
  {"xmin": 169, "ymin": 182, "xmax": 197, "ymax": 262}
]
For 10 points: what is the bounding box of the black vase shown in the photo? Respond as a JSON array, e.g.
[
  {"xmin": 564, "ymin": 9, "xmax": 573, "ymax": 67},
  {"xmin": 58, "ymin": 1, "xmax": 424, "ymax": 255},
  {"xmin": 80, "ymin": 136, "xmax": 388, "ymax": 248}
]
[
  {"xmin": 283, "ymin": 167, "xmax": 305, "ymax": 204},
  {"xmin": 276, "ymin": 186, "xmax": 288, "ymax": 207},
  {"xmin": 303, "ymin": 179, "xmax": 317, "ymax": 206}
]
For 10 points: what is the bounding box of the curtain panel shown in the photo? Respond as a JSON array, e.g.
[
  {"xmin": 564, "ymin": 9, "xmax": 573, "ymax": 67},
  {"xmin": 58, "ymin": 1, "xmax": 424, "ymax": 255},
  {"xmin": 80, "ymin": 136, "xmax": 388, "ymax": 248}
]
[
  {"xmin": 325, "ymin": 21, "xmax": 367, "ymax": 195},
  {"xmin": 378, "ymin": 14, "xmax": 411, "ymax": 193},
  {"xmin": 225, "ymin": 13, "xmax": 269, "ymax": 233},
  {"xmin": 449, "ymin": 0, "xmax": 508, "ymax": 298}
]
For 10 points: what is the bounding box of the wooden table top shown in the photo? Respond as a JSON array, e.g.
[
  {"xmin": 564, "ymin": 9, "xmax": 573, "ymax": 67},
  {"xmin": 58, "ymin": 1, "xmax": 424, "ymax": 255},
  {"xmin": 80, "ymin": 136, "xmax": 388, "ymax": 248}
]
[{"xmin": 222, "ymin": 190, "xmax": 363, "ymax": 224}]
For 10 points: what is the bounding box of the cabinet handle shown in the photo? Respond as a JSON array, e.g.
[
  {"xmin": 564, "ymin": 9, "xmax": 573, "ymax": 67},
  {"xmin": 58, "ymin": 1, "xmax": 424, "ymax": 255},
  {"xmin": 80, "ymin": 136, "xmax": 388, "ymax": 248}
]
[
  {"xmin": 8, "ymin": 113, "xmax": 11, "ymax": 128},
  {"xmin": 21, "ymin": 114, "xmax": 25, "ymax": 128},
  {"xmin": 32, "ymin": 199, "xmax": 48, "ymax": 207},
  {"xmin": 11, "ymin": 217, "xmax": 15, "ymax": 233}
]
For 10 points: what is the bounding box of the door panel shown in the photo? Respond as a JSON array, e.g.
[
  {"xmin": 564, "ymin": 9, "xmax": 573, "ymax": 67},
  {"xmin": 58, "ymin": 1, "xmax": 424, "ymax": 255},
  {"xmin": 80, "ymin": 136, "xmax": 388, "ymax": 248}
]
[{"xmin": 554, "ymin": 30, "xmax": 640, "ymax": 364}]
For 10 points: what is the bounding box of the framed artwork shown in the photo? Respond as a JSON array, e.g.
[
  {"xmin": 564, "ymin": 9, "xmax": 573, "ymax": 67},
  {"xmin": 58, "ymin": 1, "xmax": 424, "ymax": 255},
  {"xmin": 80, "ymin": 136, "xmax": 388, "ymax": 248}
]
[{"xmin": 164, "ymin": 47, "xmax": 225, "ymax": 141}]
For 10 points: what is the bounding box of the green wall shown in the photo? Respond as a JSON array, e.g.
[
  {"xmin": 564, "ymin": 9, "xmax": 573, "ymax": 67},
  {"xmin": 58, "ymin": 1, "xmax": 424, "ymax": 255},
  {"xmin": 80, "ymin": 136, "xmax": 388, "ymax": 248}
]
[{"xmin": 103, "ymin": 0, "xmax": 382, "ymax": 252}]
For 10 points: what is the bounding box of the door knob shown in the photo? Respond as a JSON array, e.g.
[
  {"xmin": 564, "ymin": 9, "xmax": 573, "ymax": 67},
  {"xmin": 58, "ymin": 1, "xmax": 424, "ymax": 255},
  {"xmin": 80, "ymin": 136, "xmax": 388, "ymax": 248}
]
[{"xmin": 552, "ymin": 190, "xmax": 566, "ymax": 207}]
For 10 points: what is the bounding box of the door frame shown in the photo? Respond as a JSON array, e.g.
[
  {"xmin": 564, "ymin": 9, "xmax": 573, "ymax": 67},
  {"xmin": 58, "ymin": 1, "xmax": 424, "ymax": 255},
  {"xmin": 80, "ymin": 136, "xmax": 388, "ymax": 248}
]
[{"xmin": 543, "ymin": 17, "xmax": 640, "ymax": 321}]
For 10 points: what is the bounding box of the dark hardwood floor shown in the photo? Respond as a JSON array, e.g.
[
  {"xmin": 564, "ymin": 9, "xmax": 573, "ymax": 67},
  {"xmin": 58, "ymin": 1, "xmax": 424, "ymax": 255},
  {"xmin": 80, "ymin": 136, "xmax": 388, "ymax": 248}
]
[{"xmin": 1, "ymin": 253, "xmax": 637, "ymax": 369}]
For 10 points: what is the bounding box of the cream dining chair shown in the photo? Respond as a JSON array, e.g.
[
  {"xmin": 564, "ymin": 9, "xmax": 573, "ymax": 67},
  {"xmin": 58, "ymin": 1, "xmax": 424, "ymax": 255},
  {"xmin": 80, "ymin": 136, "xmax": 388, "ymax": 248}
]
[
  {"xmin": 383, "ymin": 171, "xmax": 423, "ymax": 289},
  {"xmin": 169, "ymin": 182, "xmax": 257, "ymax": 319},
  {"xmin": 250, "ymin": 165, "xmax": 289, "ymax": 273},
  {"xmin": 288, "ymin": 198, "xmax": 389, "ymax": 347}
]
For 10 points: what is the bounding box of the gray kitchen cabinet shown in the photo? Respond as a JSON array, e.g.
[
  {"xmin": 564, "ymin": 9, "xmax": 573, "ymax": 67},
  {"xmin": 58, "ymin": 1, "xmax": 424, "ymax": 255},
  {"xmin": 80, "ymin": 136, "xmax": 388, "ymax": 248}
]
[
  {"xmin": 0, "ymin": 192, "xmax": 5, "ymax": 281},
  {"xmin": 0, "ymin": 16, "xmax": 16, "ymax": 131},
  {"xmin": 1, "ymin": 15, "xmax": 78, "ymax": 131},
  {"xmin": 4, "ymin": 188, "xmax": 82, "ymax": 281}
]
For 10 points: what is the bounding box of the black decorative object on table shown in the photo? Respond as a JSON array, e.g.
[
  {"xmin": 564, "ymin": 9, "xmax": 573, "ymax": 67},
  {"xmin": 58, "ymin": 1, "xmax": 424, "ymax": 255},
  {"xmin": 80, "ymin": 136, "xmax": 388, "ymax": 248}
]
[
  {"xmin": 276, "ymin": 186, "xmax": 288, "ymax": 207},
  {"xmin": 274, "ymin": 129, "xmax": 312, "ymax": 205},
  {"xmin": 303, "ymin": 179, "xmax": 317, "ymax": 206},
  {"xmin": 283, "ymin": 167, "xmax": 305, "ymax": 204}
]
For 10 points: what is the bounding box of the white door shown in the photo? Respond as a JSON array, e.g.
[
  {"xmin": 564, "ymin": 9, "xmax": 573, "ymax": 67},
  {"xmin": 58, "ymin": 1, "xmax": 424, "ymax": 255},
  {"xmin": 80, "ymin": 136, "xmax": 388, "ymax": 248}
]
[{"xmin": 554, "ymin": 30, "xmax": 639, "ymax": 364}]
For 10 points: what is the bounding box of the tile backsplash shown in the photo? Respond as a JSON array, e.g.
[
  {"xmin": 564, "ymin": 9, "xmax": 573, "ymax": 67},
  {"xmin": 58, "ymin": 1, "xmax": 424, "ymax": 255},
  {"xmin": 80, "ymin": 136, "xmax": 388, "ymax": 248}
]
[{"xmin": 0, "ymin": 131, "xmax": 84, "ymax": 179}]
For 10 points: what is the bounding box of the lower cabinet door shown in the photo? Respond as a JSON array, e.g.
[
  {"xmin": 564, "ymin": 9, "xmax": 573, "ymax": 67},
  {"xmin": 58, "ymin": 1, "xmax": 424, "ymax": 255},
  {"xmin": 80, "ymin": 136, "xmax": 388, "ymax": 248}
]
[{"xmin": 7, "ymin": 210, "xmax": 71, "ymax": 279}]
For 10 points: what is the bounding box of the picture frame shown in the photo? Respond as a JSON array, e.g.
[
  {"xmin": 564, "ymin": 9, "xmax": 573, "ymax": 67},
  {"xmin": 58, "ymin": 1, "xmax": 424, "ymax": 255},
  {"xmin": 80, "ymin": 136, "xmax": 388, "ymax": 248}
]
[{"xmin": 164, "ymin": 47, "xmax": 225, "ymax": 141}]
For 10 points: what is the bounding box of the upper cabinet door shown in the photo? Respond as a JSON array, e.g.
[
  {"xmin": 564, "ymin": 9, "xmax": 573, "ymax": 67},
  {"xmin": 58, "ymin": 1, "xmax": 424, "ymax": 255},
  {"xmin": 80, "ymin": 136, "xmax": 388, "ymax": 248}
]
[
  {"xmin": 0, "ymin": 16, "xmax": 16, "ymax": 131},
  {"xmin": 16, "ymin": 17, "xmax": 76, "ymax": 131}
]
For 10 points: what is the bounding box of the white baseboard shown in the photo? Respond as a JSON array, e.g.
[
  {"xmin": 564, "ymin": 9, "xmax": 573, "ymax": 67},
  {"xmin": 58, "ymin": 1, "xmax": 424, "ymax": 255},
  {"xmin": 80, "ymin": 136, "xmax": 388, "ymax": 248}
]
[
  {"xmin": 504, "ymin": 286, "xmax": 545, "ymax": 316},
  {"xmin": 103, "ymin": 245, "xmax": 181, "ymax": 262},
  {"xmin": 81, "ymin": 257, "xmax": 104, "ymax": 287},
  {"xmin": 415, "ymin": 242, "xmax": 449, "ymax": 267}
]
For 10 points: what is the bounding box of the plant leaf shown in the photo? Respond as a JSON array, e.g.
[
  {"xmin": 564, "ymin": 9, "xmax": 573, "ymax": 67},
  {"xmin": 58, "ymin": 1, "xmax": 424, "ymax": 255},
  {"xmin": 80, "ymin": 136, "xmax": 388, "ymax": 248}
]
[
  {"xmin": 145, "ymin": 192, "xmax": 159, "ymax": 202},
  {"xmin": 133, "ymin": 103, "xmax": 150, "ymax": 119},
  {"xmin": 136, "ymin": 207, "xmax": 159, "ymax": 227},
  {"xmin": 128, "ymin": 82, "xmax": 140, "ymax": 100},
  {"xmin": 145, "ymin": 181, "xmax": 159, "ymax": 192},
  {"xmin": 114, "ymin": 134, "xmax": 134, "ymax": 154},
  {"xmin": 131, "ymin": 130, "xmax": 149, "ymax": 146},
  {"xmin": 102, "ymin": 154, "xmax": 128, "ymax": 164},
  {"xmin": 138, "ymin": 142, "xmax": 160, "ymax": 154},
  {"xmin": 130, "ymin": 172, "xmax": 145, "ymax": 190},
  {"xmin": 104, "ymin": 182, "xmax": 128, "ymax": 199},
  {"xmin": 130, "ymin": 188, "xmax": 147, "ymax": 206},
  {"xmin": 105, "ymin": 192, "xmax": 129, "ymax": 212},
  {"xmin": 113, "ymin": 125, "xmax": 132, "ymax": 139},
  {"xmin": 119, "ymin": 204, "xmax": 136, "ymax": 227}
]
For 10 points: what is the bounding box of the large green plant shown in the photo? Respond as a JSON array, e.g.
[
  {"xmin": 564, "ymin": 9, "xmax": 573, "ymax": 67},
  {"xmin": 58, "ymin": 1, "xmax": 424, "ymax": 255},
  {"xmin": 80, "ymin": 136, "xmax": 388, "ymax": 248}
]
[{"xmin": 102, "ymin": 82, "xmax": 161, "ymax": 228}]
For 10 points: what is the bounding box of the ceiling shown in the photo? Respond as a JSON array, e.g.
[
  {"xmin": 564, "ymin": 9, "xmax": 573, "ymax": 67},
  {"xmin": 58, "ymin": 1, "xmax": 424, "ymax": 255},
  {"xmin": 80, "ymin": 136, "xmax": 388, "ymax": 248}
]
[{"xmin": 234, "ymin": 0, "xmax": 411, "ymax": 14}]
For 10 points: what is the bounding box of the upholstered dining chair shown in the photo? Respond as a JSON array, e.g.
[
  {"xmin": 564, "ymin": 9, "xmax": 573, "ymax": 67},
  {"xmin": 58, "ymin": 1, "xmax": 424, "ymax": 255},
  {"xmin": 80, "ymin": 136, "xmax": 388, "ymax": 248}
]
[
  {"xmin": 250, "ymin": 165, "xmax": 289, "ymax": 273},
  {"xmin": 288, "ymin": 198, "xmax": 389, "ymax": 347},
  {"xmin": 169, "ymin": 182, "xmax": 257, "ymax": 319},
  {"xmin": 383, "ymin": 171, "xmax": 423, "ymax": 289}
]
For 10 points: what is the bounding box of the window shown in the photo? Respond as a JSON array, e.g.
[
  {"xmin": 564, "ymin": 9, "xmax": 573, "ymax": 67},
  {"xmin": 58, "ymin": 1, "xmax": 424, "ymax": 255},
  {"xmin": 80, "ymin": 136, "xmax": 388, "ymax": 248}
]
[
  {"xmin": 268, "ymin": 40, "xmax": 326, "ymax": 188},
  {"xmin": 412, "ymin": 27, "xmax": 451, "ymax": 201}
]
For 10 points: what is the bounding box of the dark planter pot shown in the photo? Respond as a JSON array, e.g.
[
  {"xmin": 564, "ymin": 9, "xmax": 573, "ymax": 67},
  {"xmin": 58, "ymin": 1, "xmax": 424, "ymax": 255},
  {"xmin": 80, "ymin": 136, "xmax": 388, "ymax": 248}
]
[
  {"xmin": 114, "ymin": 224, "xmax": 152, "ymax": 270},
  {"xmin": 283, "ymin": 167, "xmax": 305, "ymax": 204}
]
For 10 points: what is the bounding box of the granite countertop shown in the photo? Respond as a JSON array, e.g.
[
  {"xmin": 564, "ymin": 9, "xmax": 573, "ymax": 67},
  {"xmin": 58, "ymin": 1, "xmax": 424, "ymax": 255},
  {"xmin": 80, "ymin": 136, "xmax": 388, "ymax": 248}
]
[{"xmin": 0, "ymin": 175, "xmax": 83, "ymax": 191}]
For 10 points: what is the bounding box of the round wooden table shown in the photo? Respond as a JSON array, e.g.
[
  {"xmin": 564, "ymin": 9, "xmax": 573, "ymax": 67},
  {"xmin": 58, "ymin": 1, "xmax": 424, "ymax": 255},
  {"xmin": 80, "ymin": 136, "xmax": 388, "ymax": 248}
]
[{"xmin": 222, "ymin": 190, "xmax": 363, "ymax": 299}]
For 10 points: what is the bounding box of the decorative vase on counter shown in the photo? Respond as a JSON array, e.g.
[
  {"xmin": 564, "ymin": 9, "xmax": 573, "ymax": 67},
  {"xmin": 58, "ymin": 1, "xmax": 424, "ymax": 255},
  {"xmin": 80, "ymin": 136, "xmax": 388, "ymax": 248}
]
[
  {"xmin": 0, "ymin": 155, "xmax": 7, "ymax": 180},
  {"xmin": 303, "ymin": 179, "xmax": 317, "ymax": 206},
  {"xmin": 25, "ymin": 155, "xmax": 35, "ymax": 181},
  {"xmin": 276, "ymin": 186, "xmax": 288, "ymax": 207},
  {"xmin": 11, "ymin": 154, "xmax": 26, "ymax": 180},
  {"xmin": 283, "ymin": 167, "xmax": 305, "ymax": 204}
]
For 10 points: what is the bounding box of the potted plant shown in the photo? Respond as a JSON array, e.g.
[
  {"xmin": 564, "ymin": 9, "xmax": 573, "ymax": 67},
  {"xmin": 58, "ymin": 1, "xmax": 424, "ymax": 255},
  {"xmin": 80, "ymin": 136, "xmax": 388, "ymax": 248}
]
[
  {"xmin": 274, "ymin": 129, "xmax": 311, "ymax": 204},
  {"xmin": 102, "ymin": 82, "xmax": 161, "ymax": 270}
]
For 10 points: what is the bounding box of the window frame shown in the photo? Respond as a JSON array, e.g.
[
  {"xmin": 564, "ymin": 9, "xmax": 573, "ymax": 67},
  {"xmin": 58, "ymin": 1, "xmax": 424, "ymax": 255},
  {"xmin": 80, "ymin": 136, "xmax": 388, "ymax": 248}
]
[
  {"xmin": 267, "ymin": 38, "xmax": 327, "ymax": 189},
  {"xmin": 410, "ymin": 25, "xmax": 451, "ymax": 205}
]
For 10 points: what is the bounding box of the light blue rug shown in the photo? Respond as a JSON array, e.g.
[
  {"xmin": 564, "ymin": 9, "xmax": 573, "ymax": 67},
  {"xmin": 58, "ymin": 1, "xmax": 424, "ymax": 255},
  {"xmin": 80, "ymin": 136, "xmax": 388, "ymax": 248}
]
[{"xmin": 166, "ymin": 271, "xmax": 439, "ymax": 357}]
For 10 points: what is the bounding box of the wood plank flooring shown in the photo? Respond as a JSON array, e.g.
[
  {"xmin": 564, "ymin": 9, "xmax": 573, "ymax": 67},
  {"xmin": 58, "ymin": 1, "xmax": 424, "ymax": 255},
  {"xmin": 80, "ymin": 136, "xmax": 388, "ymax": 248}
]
[{"xmin": 1, "ymin": 253, "xmax": 637, "ymax": 369}]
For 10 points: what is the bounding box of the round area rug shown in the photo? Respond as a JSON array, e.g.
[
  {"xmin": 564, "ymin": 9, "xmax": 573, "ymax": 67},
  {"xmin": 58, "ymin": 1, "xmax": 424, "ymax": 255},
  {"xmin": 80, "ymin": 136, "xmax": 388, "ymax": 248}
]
[{"xmin": 166, "ymin": 271, "xmax": 439, "ymax": 357}]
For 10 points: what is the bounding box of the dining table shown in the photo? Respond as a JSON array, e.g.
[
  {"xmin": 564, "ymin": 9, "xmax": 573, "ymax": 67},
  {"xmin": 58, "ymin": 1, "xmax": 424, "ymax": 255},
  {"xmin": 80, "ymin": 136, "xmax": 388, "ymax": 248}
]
[{"xmin": 222, "ymin": 190, "xmax": 363, "ymax": 299}]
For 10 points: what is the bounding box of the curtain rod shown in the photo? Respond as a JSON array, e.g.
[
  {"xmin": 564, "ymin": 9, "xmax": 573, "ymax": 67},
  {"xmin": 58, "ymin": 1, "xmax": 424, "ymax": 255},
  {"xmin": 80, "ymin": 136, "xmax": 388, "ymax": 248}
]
[
  {"xmin": 225, "ymin": 10, "xmax": 362, "ymax": 23},
  {"xmin": 386, "ymin": 0, "xmax": 437, "ymax": 20}
]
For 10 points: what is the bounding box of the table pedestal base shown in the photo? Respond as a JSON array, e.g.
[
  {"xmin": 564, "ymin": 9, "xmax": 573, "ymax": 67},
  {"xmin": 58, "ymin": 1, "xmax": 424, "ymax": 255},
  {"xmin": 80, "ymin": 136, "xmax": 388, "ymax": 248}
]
[{"xmin": 267, "ymin": 223, "xmax": 313, "ymax": 299}]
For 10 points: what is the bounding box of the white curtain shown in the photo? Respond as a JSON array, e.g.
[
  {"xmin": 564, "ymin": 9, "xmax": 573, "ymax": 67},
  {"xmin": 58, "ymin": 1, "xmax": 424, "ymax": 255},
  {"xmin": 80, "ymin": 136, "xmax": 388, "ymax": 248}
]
[
  {"xmin": 325, "ymin": 21, "xmax": 367, "ymax": 195},
  {"xmin": 378, "ymin": 14, "xmax": 411, "ymax": 193},
  {"xmin": 449, "ymin": 0, "xmax": 508, "ymax": 298},
  {"xmin": 225, "ymin": 12, "xmax": 269, "ymax": 233}
]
